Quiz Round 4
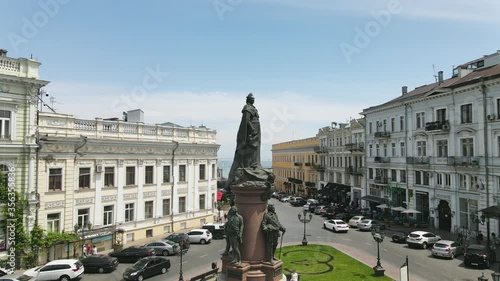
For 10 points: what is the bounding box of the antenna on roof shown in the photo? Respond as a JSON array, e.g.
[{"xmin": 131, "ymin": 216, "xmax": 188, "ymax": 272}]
[{"xmin": 432, "ymin": 64, "xmax": 438, "ymax": 83}]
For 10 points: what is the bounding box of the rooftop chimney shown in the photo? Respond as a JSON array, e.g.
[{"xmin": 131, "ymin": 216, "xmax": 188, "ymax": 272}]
[
  {"xmin": 0, "ymin": 49, "xmax": 7, "ymax": 57},
  {"xmin": 438, "ymin": 71, "xmax": 443, "ymax": 84},
  {"xmin": 402, "ymin": 86, "xmax": 408, "ymax": 96}
]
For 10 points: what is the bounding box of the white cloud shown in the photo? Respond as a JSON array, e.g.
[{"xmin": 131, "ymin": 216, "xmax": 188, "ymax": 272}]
[{"xmin": 45, "ymin": 82, "xmax": 365, "ymax": 160}]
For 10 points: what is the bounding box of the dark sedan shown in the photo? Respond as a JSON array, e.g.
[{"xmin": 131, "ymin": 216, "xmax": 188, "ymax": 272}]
[
  {"xmin": 164, "ymin": 233, "xmax": 190, "ymax": 250},
  {"xmin": 109, "ymin": 246, "xmax": 155, "ymax": 263},
  {"xmin": 464, "ymin": 244, "xmax": 496, "ymax": 269},
  {"xmin": 81, "ymin": 254, "xmax": 119, "ymax": 273},
  {"xmin": 123, "ymin": 256, "xmax": 171, "ymax": 281},
  {"xmin": 391, "ymin": 231, "xmax": 408, "ymax": 243}
]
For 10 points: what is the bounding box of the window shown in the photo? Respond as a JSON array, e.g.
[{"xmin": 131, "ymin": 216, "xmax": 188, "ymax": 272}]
[
  {"xmin": 436, "ymin": 108, "xmax": 446, "ymax": 123},
  {"xmin": 163, "ymin": 166, "xmax": 171, "ymax": 183},
  {"xmin": 391, "ymin": 118, "xmax": 395, "ymax": 132},
  {"xmin": 369, "ymin": 122, "xmax": 372, "ymax": 134},
  {"xmin": 77, "ymin": 209, "xmax": 89, "ymax": 228},
  {"xmin": 437, "ymin": 174, "xmax": 442, "ymax": 186},
  {"xmin": 0, "ymin": 110, "xmax": 11, "ymax": 139},
  {"xmin": 145, "ymin": 166, "xmax": 154, "ymax": 184},
  {"xmin": 437, "ymin": 140, "xmax": 448, "ymax": 157},
  {"xmin": 376, "ymin": 144, "xmax": 380, "ymax": 157},
  {"xmin": 497, "ymin": 99, "xmax": 500, "ymax": 118},
  {"xmin": 383, "ymin": 144, "xmax": 387, "ymax": 157},
  {"xmin": 369, "ymin": 168, "xmax": 373, "ymax": 179},
  {"xmin": 163, "ymin": 199, "xmax": 170, "ymax": 216},
  {"xmin": 400, "ymin": 170, "xmax": 406, "ymax": 183},
  {"xmin": 461, "ymin": 104, "xmax": 473, "ymax": 123},
  {"xmin": 400, "ymin": 116, "xmax": 404, "ymax": 131},
  {"xmin": 179, "ymin": 165, "xmax": 186, "ymax": 182},
  {"xmin": 391, "ymin": 169, "xmax": 397, "ymax": 182},
  {"xmin": 49, "ymin": 168, "xmax": 62, "ymax": 191},
  {"xmin": 179, "ymin": 196, "xmax": 186, "ymax": 213},
  {"xmin": 145, "ymin": 201, "xmax": 154, "ymax": 219},
  {"xmin": 369, "ymin": 144, "xmax": 373, "ymax": 157},
  {"xmin": 459, "ymin": 174, "xmax": 467, "ymax": 189},
  {"xmin": 46, "ymin": 213, "xmax": 60, "ymax": 233},
  {"xmin": 415, "ymin": 171, "xmax": 422, "ymax": 185},
  {"xmin": 199, "ymin": 164, "xmax": 206, "ymax": 180},
  {"xmin": 104, "ymin": 167, "xmax": 115, "ymax": 187},
  {"xmin": 423, "ymin": 172, "xmax": 430, "ymax": 186},
  {"xmin": 212, "ymin": 164, "xmax": 216, "ymax": 178},
  {"xmin": 416, "ymin": 112, "xmax": 425, "ymax": 129},
  {"xmin": 461, "ymin": 138, "xmax": 474, "ymax": 156},
  {"xmin": 78, "ymin": 168, "xmax": 91, "ymax": 189},
  {"xmin": 199, "ymin": 194, "xmax": 206, "ymax": 209},
  {"xmin": 417, "ymin": 141, "xmax": 427, "ymax": 156},
  {"xmin": 391, "ymin": 143, "xmax": 396, "ymax": 157},
  {"xmin": 126, "ymin": 167, "xmax": 135, "ymax": 185},
  {"xmin": 400, "ymin": 142, "xmax": 405, "ymax": 157},
  {"xmin": 445, "ymin": 174, "xmax": 451, "ymax": 187},
  {"xmin": 125, "ymin": 203, "xmax": 134, "ymax": 222},
  {"xmin": 383, "ymin": 119, "xmax": 387, "ymax": 131},
  {"xmin": 103, "ymin": 206, "xmax": 113, "ymax": 226}
]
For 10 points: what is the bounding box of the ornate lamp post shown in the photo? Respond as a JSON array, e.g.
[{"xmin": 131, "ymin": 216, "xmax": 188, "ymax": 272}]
[
  {"xmin": 298, "ymin": 210, "xmax": 313, "ymax": 246},
  {"xmin": 371, "ymin": 226, "xmax": 385, "ymax": 277},
  {"xmin": 479, "ymin": 272, "xmax": 489, "ymax": 281},
  {"xmin": 178, "ymin": 240, "xmax": 184, "ymax": 281}
]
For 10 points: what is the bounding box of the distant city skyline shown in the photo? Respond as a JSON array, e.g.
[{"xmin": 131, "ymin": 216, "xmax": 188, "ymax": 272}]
[{"xmin": 2, "ymin": 1, "xmax": 500, "ymax": 161}]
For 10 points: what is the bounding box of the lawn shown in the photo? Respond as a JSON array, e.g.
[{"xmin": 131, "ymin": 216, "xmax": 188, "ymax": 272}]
[{"xmin": 279, "ymin": 244, "xmax": 394, "ymax": 281}]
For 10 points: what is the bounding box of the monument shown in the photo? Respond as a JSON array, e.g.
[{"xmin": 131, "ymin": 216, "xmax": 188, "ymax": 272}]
[{"xmin": 220, "ymin": 93, "xmax": 285, "ymax": 281}]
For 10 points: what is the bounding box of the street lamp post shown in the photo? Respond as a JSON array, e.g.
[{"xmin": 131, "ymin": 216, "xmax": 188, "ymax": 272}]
[
  {"xmin": 298, "ymin": 210, "xmax": 313, "ymax": 246},
  {"xmin": 371, "ymin": 226, "xmax": 385, "ymax": 277},
  {"xmin": 178, "ymin": 240, "xmax": 184, "ymax": 281}
]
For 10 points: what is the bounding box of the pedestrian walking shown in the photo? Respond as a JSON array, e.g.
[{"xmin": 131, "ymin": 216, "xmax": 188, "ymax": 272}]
[
  {"xmin": 87, "ymin": 244, "xmax": 92, "ymax": 256},
  {"xmin": 91, "ymin": 245, "xmax": 97, "ymax": 255},
  {"xmin": 82, "ymin": 244, "xmax": 88, "ymax": 257}
]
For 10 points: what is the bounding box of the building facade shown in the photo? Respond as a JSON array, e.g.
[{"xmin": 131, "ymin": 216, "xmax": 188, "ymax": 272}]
[
  {"xmin": 362, "ymin": 51, "xmax": 500, "ymax": 237},
  {"xmin": 0, "ymin": 49, "xmax": 49, "ymax": 254},
  {"xmin": 272, "ymin": 137, "xmax": 319, "ymax": 197},
  {"xmin": 37, "ymin": 110, "xmax": 219, "ymax": 258}
]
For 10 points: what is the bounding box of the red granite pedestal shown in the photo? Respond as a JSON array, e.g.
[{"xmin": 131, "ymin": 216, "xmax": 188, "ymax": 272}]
[{"xmin": 219, "ymin": 184, "xmax": 285, "ymax": 281}]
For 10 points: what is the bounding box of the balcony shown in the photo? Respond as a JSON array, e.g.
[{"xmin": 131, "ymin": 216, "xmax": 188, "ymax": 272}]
[
  {"xmin": 316, "ymin": 165, "xmax": 326, "ymax": 172},
  {"xmin": 314, "ymin": 146, "xmax": 328, "ymax": 153},
  {"xmin": 345, "ymin": 166, "xmax": 364, "ymax": 175},
  {"xmin": 374, "ymin": 131, "xmax": 391, "ymax": 138},
  {"xmin": 374, "ymin": 177, "xmax": 389, "ymax": 184},
  {"xmin": 374, "ymin": 156, "xmax": 391, "ymax": 163},
  {"xmin": 294, "ymin": 162, "xmax": 303, "ymax": 166},
  {"xmin": 448, "ymin": 156, "xmax": 479, "ymax": 166},
  {"xmin": 406, "ymin": 156, "xmax": 431, "ymax": 165},
  {"xmin": 425, "ymin": 120, "xmax": 450, "ymax": 132},
  {"xmin": 345, "ymin": 142, "xmax": 365, "ymax": 152}
]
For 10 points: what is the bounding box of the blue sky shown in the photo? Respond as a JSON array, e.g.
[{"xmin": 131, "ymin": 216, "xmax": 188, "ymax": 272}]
[{"xmin": 2, "ymin": 0, "xmax": 500, "ymax": 164}]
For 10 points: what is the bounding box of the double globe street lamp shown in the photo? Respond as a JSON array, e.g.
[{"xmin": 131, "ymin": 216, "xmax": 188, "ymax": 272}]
[
  {"xmin": 298, "ymin": 210, "xmax": 313, "ymax": 246},
  {"xmin": 371, "ymin": 226, "xmax": 385, "ymax": 277}
]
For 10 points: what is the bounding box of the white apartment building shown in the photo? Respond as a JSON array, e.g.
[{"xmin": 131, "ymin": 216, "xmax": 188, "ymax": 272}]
[
  {"xmin": 315, "ymin": 119, "xmax": 365, "ymax": 208},
  {"xmin": 362, "ymin": 50, "xmax": 500, "ymax": 237},
  {"xmin": 0, "ymin": 49, "xmax": 48, "ymax": 255},
  {"xmin": 37, "ymin": 110, "xmax": 219, "ymax": 258}
]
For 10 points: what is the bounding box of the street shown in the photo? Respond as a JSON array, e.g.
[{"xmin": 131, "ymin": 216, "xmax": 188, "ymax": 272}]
[{"xmin": 273, "ymin": 199, "xmax": 498, "ymax": 281}]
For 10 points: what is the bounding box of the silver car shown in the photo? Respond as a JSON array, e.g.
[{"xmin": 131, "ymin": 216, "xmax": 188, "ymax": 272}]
[
  {"xmin": 431, "ymin": 240, "xmax": 464, "ymax": 259},
  {"xmin": 144, "ymin": 240, "xmax": 180, "ymax": 256}
]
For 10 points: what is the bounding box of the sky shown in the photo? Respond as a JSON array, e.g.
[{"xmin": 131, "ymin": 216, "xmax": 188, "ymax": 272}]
[{"xmin": 2, "ymin": 0, "xmax": 500, "ymax": 164}]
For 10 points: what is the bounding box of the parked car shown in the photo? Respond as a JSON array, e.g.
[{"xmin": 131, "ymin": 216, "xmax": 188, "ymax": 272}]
[
  {"xmin": 323, "ymin": 219, "xmax": 349, "ymax": 233},
  {"xmin": 144, "ymin": 240, "xmax": 180, "ymax": 256},
  {"xmin": 202, "ymin": 223, "xmax": 225, "ymax": 239},
  {"xmin": 186, "ymin": 229, "xmax": 212, "ymax": 244},
  {"xmin": 35, "ymin": 259, "xmax": 84, "ymax": 281},
  {"xmin": 280, "ymin": 196, "xmax": 292, "ymax": 202},
  {"xmin": 123, "ymin": 256, "xmax": 171, "ymax": 281},
  {"xmin": 333, "ymin": 212, "xmax": 354, "ymax": 222},
  {"xmin": 0, "ymin": 274, "xmax": 37, "ymax": 281},
  {"xmin": 164, "ymin": 233, "xmax": 190, "ymax": 250},
  {"xmin": 80, "ymin": 254, "xmax": 119, "ymax": 273},
  {"xmin": 464, "ymin": 244, "xmax": 496, "ymax": 268},
  {"xmin": 406, "ymin": 231, "xmax": 441, "ymax": 249},
  {"xmin": 109, "ymin": 246, "xmax": 156, "ymax": 263},
  {"xmin": 431, "ymin": 240, "xmax": 464, "ymax": 259},
  {"xmin": 291, "ymin": 198, "xmax": 307, "ymax": 207},
  {"xmin": 391, "ymin": 231, "xmax": 408, "ymax": 243},
  {"xmin": 307, "ymin": 199, "xmax": 319, "ymax": 205},
  {"xmin": 324, "ymin": 208, "xmax": 337, "ymax": 219},
  {"xmin": 302, "ymin": 203, "xmax": 316, "ymax": 212},
  {"xmin": 314, "ymin": 206, "xmax": 327, "ymax": 215},
  {"xmin": 22, "ymin": 266, "xmax": 42, "ymax": 278},
  {"xmin": 358, "ymin": 219, "xmax": 387, "ymax": 231},
  {"xmin": 272, "ymin": 192, "xmax": 286, "ymax": 199},
  {"xmin": 348, "ymin": 216, "xmax": 365, "ymax": 228}
]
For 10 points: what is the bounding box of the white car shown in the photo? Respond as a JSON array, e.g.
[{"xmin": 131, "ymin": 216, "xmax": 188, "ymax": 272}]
[
  {"xmin": 407, "ymin": 231, "xmax": 441, "ymax": 249},
  {"xmin": 323, "ymin": 219, "xmax": 349, "ymax": 232},
  {"xmin": 186, "ymin": 229, "xmax": 212, "ymax": 244},
  {"xmin": 280, "ymin": 196, "xmax": 292, "ymax": 202},
  {"xmin": 348, "ymin": 216, "xmax": 365, "ymax": 228},
  {"xmin": 21, "ymin": 266, "xmax": 42, "ymax": 278},
  {"xmin": 36, "ymin": 259, "xmax": 84, "ymax": 281}
]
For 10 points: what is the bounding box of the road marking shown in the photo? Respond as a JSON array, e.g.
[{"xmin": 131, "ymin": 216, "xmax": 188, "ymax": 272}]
[
  {"xmin": 218, "ymin": 249, "xmax": 225, "ymax": 252},
  {"xmin": 415, "ymin": 262, "xmax": 423, "ymax": 266},
  {"xmin": 342, "ymin": 237, "xmax": 352, "ymax": 241},
  {"xmin": 364, "ymin": 243, "xmax": 372, "ymax": 246},
  {"xmin": 382, "ymin": 249, "xmax": 388, "ymax": 252},
  {"xmin": 394, "ymin": 254, "xmax": 404, "ymax": 258},
  {"xmin": 200, "ymin": 254, "xmax": 208, "ymax": 258}
]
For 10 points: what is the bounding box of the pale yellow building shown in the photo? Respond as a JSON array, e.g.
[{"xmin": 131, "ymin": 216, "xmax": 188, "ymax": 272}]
[{"xmin": 272, "ymin": 137, "xmax": 319, "ymax": 197}]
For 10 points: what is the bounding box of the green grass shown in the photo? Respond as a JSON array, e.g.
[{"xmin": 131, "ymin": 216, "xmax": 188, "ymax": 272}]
[{"xmin": 280, "ymin": 244, "xmax": 394, "ymax": 281}]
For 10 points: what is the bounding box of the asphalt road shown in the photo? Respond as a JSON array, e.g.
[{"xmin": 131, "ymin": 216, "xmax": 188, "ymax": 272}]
[
  {"xmin": 80, "ymin": 239, "xmax": 226, "ymax": 281},
  {"xmin": 273, "ymin": 199, "xmax": 498, "ymax": 281}
]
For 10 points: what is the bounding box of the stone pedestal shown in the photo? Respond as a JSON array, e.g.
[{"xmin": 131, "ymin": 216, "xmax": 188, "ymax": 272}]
[{"xmin": 220, "ymin": 184, "xmax": 283, "ymax": 281}]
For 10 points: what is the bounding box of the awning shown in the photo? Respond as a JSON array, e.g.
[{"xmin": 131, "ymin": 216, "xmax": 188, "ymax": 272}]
[
  {"xmin": 360, "ymin": 195, "xmax": 387, "ymax": 204},
  {"xmin": 480, "ymin": 205, "xmax": 500, "ymax": 217}
]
